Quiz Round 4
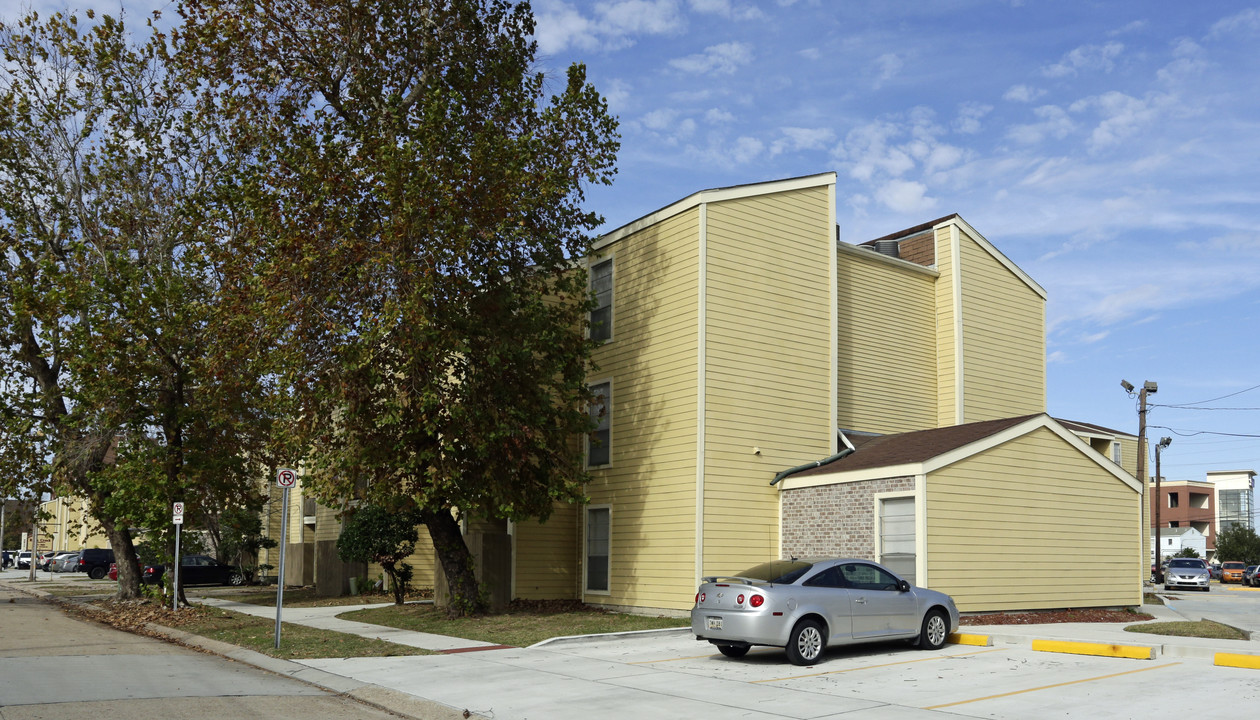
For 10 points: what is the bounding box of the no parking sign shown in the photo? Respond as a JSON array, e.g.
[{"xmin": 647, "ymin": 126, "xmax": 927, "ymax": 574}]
[{"xmin": 276, "ymin": 467, "xmax": 297, "ymax": 488}]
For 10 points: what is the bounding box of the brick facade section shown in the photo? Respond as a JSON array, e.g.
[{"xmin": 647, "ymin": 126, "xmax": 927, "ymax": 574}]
[{"xmin": 780, "ymin": 476, "xmax": 916, "ymax": 559}]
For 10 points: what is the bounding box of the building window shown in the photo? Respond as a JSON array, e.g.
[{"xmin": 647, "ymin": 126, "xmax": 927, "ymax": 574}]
[
  {"xmin": 1168, "ymin": 493, "xmax": 1179, "ymax": 509},
  {"xmin": 878, "ymin": 496, "xmax": 916, "ymax": 585},
  {"xmin": 590, "ymin": 258, "xmax": 613, "ymax": 342},
  {"xmin": 587, "ymin": 382, "xmax": 611, "ymax": 467},
  {"xmin": 1111, "ymin": 441, "xmax": 1121, "ymax": 464},
  {"xmin": 586, "ymin": 507, "xmax": 610, "ymax": 593}
]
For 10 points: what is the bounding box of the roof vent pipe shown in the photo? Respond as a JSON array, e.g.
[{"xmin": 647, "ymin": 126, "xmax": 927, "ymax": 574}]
[{"xmin": 874, "ymin": 239, "xmax": 900, "ymax": 258}]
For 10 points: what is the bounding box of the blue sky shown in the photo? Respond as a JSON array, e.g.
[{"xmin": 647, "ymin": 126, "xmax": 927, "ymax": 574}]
[
  {"xmin": 528, "ymin": 0, "xmax": 1260, "ymax": 489},
  {"xmin": 19, "ymin": 1, "xmax": 1260, "ymax": 492}
]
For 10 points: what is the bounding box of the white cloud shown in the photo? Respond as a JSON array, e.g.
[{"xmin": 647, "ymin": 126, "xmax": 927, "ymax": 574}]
[
  {"xmin": 874, "ymin": 179, "xmax": 938, "ymax": 214},
  {"xmin": 729, "ymin": 136, "xmax": 764, "ymax": 163},
  {"xmin": 1004, "ymin": 85, "xmax": 1046, "ymax": 103},
  {"xmin": 954, "ymin": 102, "xmax": 992, "ymax": 134},
  {"xmin": 1041, "ymin": 41, "xmax": 1124, "ymax": 78},
  {"xmin": 1109, "ymin": 20, "xmax": 1147, "ymax": 37},
  {"xmin": 688, "ymin": 0, "xmax": 765, "ymax": 20},
  {"xmin": 1047, "ymin": 350, "xmax": 1068, "ymax": 364},
  {"xmin": 601, "ymin": 78, "xmax": 633, "ymax": 112},
  {"xmin": 872, "ymin": 53, "xmax": 903, "ymax": 89},
  {"xmin": 1210, "ymin": 7, "xmax": 1260, "ymax": 37},
  {"xmin": 1007, "ymin": 105, "xmax": 1075, "ymax": 144},
  {"xmin": 705, "ymin": 108, "xmax": 736, "ymax": 124},
  {"xmin": 799, "ymin": 47, "xmax": 822, "ymax": 61},
  {"xmin": 770, "ymin": 126, "xmax": 836, "ymax": 156},
  {"xmin": 533, "ymin": 0, "xmax": 685, "ymax": 54},
  {"xmin": 1070, "ymin": 91, "xmax": 1159, "ymax": 150},
  {"xmin": 669, "ymin": 42, "xmax": 754, "ymax": 75},
  {"xmin": 1157, "ymin": 39, "xmax": 1210, "ymax": 85}
]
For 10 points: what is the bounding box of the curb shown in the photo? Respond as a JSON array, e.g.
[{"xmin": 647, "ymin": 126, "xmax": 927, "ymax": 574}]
[
  {"xmin": 1031, "ymin": 639, "xmax": 1155, "ymax": 660},
  {"xmin": 948, "ymin": 632, "xmax": 992, "ymax": 647}
]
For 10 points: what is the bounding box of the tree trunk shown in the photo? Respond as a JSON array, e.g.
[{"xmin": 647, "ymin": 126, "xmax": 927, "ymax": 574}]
[
  {"xmin": 421, "ymin": 507, "xmax": 486, "ymax": 617},
  {"xmin": 102, "ymin": 517, "xmax": 142, "ymax": 600}
]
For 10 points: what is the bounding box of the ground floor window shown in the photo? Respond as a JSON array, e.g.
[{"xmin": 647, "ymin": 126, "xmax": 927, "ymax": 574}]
[
  {"xmin": 586, "ymin": 506, "xmax": 610, "ymax": 593},
  {"xmin": 879, "ymin": 495, "xmax": 916, "ymax": 585}
]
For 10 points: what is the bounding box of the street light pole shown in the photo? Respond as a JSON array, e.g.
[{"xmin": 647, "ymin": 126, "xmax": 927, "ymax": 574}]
[{"xmin": 1154, "ymin": 436, "xmax": 1172, "ymax": 580}]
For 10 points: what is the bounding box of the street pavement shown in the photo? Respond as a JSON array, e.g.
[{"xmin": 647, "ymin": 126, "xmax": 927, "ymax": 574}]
[
  {"xmin": 0, "ymin": 575, "xmax": 433, "ymax": 720},
  {"xmin": 4, "ymin": 568, "xmax": 1260, "ymax": 719}
]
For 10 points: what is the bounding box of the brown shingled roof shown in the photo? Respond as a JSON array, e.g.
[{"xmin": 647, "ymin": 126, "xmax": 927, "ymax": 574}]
[{"xmin": 790, "ymin": 414, "xmax": 1042, "ymax": 478}]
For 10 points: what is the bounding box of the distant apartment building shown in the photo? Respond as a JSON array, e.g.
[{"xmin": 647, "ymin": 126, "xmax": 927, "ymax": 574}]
[
  {"xmin": 1209, "ymin": 470, "xmax": 1256, "ymax": 534},
  {"xmin": 1149, "ymin": 478, "xmax": 1216, "ymax": 559}
]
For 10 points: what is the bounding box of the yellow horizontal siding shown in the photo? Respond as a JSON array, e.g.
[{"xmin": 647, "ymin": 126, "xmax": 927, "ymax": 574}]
[
  {"xmin": 702, "ymin": 185, "xmax": 833, "ymax": 584},
  {"xmin": 934, "ymin": 226, "xmax": 958, "ymax": 426},
  {"xmin": 584, "ymin": 205, "xmax": 700, "ymax": 610},
  {"xmin": 958, "ymin": 228, "xmax": 1045, "ymax": 422},
  {"xmin": 837, "ymin": 250, "xmax": 938, "ymax": 434},
  {"xmin": 514, "ymin": 504, "xmax": 578, "ymax": 600},
  {"xmin": 926, "ymin": 427, "xmax": 1141, "ymax": 612}
]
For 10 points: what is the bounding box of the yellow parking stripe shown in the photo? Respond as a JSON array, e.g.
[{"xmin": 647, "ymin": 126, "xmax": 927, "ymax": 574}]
[
  {"xmin": 751, "ymin": 649, "xmax": 1003, "ymax": 683},
  {"xmin": 923, "ymin": 662, "xmax": 1181, "ymax": 709}
]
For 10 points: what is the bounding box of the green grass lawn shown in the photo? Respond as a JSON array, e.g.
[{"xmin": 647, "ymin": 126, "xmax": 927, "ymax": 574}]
[
  {"xmin": 195, "ymin": 586, "xmax": 408, "ymax": 607},
  {"xmin": 172, "ymin": 605, "xmax": 432, "ymax": 660},
  {"xmin": 1125, "ymin": 620, "xmax": 1247, "ymax": 640},
  {"xmin": 338, "ymin": 603, "xmax": 690, "ymax": 648}
]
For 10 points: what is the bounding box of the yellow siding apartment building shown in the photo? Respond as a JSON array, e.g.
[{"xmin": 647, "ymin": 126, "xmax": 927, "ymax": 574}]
[{"xmin": 564, "ymin": 172, "xmax": 1144, "ymax": 614}]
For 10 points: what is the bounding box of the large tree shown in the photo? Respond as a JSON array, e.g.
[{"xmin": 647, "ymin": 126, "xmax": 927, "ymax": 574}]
[
  {"xmin": 180, "ymin": 0, "xmax": 618, "ymax": 615},
  {"xmin": 0, "ymin": 10, "xmax": 273, "ymax": 598}
]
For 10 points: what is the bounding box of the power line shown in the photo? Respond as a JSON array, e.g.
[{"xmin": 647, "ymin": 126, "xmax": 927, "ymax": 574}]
[
  {"xmin": 1149, "ymin": 425, "xmax": 1260, "ymax": 439},
  {"xmin": 1155, "ymin": 383, "xmax": 1260, "ymax": 408}
]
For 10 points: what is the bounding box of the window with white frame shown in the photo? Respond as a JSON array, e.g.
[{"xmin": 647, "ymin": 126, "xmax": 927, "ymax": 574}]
[
  {"xmin": 587, "ymin": 382, "xmax": 610, "ymax": 467},
  {"xmin": 1111, "ymin": 441, "xmax": 1122, "ymax": 464},
  {"xmin": 586, "ymin": 507, "xmax": 610, "ymax": 593},
  {"xmin": 879, "ymin": 496, "xmax": 916, "ymax": 585},
  {"xmin": 589, "ymin": 258, "xmax": 613, "ymax": 341}
]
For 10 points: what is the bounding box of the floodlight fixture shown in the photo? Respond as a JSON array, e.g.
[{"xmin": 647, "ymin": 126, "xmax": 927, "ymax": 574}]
[
  {"xmin": 1144, "ymin": 381, "xmax": 1158, "ymax": 394},
  {"xmin": 1120, "ymin": 379, "xmax": 1135, "ymax": 393}
]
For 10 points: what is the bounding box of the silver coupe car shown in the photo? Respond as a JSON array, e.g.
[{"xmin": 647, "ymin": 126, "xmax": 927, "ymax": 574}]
[
  {"xmin": 1163, "ymin": 557, "xmax": 1210, "ymax": 591},
  {"xmin": 691, "ymin": 558, "xmax": 959, "ymax": 665}
]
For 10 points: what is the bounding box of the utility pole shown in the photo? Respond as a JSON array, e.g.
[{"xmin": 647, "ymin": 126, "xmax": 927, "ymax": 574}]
[{"xmin": 1123, "ymin": 380, "xmax": 1157, "ymax": 582}]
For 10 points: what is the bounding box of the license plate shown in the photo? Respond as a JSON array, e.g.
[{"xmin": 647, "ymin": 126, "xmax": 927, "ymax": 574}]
[{"xmin": 707, "ymin": 616, "xmax": 723, "ymax": 630}]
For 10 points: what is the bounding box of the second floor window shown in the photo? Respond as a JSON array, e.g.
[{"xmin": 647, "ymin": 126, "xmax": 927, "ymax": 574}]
[
  {"xmin": 590, "ymin": 258, "xmax": 613, "ymax": 341},
  {"xmin": 588, "ymin": 382, "xmax": 611, "ymax": 467}
]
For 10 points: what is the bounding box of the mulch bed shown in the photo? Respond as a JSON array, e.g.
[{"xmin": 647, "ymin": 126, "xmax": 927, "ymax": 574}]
[{"xmin": 961, "ymin": 608, "xmax": 1153, "ymax": 625}]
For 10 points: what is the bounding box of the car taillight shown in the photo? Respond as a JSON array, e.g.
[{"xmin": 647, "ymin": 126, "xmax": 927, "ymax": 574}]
[
  {"xmin": 699, "ymin": 592, "xmax": 706, "ymax": 603},
  {"xmin": 749, "ymin": 594, "xmax": 765, "ymax": 608}
]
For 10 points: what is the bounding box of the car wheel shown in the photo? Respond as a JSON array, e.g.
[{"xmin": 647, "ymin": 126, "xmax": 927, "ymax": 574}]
[
  {"xmin": 717, "ymin": 644, "xmax": 749, "ymax": 658},
  {"xmin": 88, "ymin": 566, "xmax": 107, "ymax": 580},
  {"xmin": 227, "ymin": 572, "xmax": 245, "ymax": 586},
  {"xmin": 785, "ymin": 618, "xmax": 826, "ymax": 666},
  {"xmin": 917, "ymin": 609, "xmax": 949, "ymax": 650}
]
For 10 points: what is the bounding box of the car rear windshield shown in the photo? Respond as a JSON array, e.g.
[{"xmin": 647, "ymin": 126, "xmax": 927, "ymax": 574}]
[
  {"xmin": 735, "ymin": 560, "xmax": 814, "ymax": 584},
  {"xmin": 1168, "ymin": 559, "xmax": 1204, "ymax": 568},
  {"xmin": 1224, "ymin": 562, "xmax": 1246, "ymax": 569}
]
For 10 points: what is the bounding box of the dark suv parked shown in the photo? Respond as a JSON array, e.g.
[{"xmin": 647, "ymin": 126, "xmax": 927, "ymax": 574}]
[{"xmin": 76, "ymin": 548, "xmax": 116, "ymax": 579}]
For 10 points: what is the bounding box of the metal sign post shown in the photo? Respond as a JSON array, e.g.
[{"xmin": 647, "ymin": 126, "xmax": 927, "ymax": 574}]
[
  {"xmin": 172, "ymin": 502, "xmax": 184, "ymax": 612},
  {"xmin": 274, "ymin": 468, "xmax": 297, "ymax": 648}
]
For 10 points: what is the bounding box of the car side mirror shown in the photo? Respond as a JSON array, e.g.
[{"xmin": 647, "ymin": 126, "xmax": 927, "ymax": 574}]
[{"xmin": 897, "ymin": 579, "xmax": 910, "ymax": 592}]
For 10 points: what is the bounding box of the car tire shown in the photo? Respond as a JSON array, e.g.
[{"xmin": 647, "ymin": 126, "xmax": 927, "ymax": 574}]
[
  {"xmin": 88, "ymin": 566, "xmax": 107, "ymax": 580},
  {"xmin": 227, "ymin": 572, "xmax": 244, "ymax": 586},
  {"xmin": 717, "ymin": 644, "xmax": 749, "ymax": 658},
  {"xmin": 785, "ymin": 618, "xmax": 826, "ymax": 666},
  {"xmin": 917, "ymin": 609, "xmax": 949, "ymax": 650}
]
